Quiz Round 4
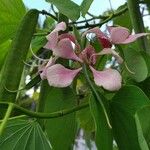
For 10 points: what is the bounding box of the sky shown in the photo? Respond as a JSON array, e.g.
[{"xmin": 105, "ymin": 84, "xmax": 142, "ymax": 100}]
[
  {"xmin": 22, "ymin": 0, "xmax": 150, "ymax": 28},
  {"xmin": 23, "ymin": 0, "xmax": 127, "ymax": 27},
  {"xmin": 23, "ymin": 0, "xmax": 126, "ymax": 14}
]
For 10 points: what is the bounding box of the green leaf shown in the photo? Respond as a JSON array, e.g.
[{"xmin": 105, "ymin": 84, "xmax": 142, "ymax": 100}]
[
  {"xmin": 113, "ymin": 3, "xmax": 132, "ymax": 30},
  {"xmin": 135, "ymin": 113, "xmax": 149, "ymax": 150},
  {"xmin": 0, "ymin": 119, "xmax": 51, "ymax": 150},
  {"xmin": 43, "ymin": 17, "xmax": 55, "ymax": 29},
  {"xmin": 124, "ymin": 47, "xmax": 148, "ymax": 82},
  {"xmin": 0, "ymin": 40, "xmax": 11, "ymax": 70},
  {"xmin": 89, "ymin": 94, "xmax": 113, "ymax": 150},
  {"xmin": 140, "ymin": 51, "xmax": 150, "ymax": 77},
  {"xmin": 41, "ymin": 82, "xmax": 77, "ymax": 150},
  {"xmin": 76, "ymin": 106, "xmax": 95, "ymax": 132},
  {"xmin": 46, "ymin": 0, "xmax": 80, "ymax": 21},
  {"xmin": 80, "ymin": 0, "xmax": 93, "ymax": 17},
  {"xmin": 136, "ymin": 105, "xmax": 150, "ymax": 148},
  {"xmin": 0, "ymin": 0, "xmax": 26, "ymax": 44},
  {"xmin": 110, "ymin": 85, "xmax": 150, "ymax": 150}
]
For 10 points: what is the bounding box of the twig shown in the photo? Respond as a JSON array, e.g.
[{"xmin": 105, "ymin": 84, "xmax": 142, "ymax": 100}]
[
  {"xmin": 40, "ymin": 10, "xmax": 58, "ymax": 21},
  {"xmin": 70, "ymin": 5, "xmax": 128, "ymax": 30},
  {"xmin": 0, "ymin": 102, "xmax": 89, "ymax": 119}
]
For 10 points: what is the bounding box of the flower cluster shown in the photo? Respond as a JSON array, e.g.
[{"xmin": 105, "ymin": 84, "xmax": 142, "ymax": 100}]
[{"xmin": 39, "ymin": 22, "xmax": 148, "ymax": 91}]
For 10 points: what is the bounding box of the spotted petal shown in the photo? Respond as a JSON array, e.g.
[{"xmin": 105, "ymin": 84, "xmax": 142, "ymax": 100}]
[
  {"xmin": 53, "ymin": 38, "xmax": 83, "ymax": 62},
  {"xmin": 90, "ymin": 66, "xmax": 122, "ymax": 91},
  {"xmin": 44, "ymin": 22, "xmax": 66, "ymax": 49},
  {"xmin": 108, "ymin": 26, "xmax": 130, "ymax": 44},
  {"xmin": 46, "ymin": 64, "xmax": 82, "ymax": 87}
]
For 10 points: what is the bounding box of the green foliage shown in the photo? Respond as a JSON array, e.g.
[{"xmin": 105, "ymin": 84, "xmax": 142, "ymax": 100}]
[
  {"xmin": 0, "ymin": 119, "xmax": 51, "ymax": 150},
  {"xmin": 46, "ymin": 0, "xmax": 80, "ymax": 21},
  {"xmin": 76, "ymin": 104, "xmax": 95, "ymax": 132},
  {"xmin": 0, "ymin": 0, "xmax": 26, "ymax": 44},
  {"xmin": 110, "ymin": 85, "xmax": 150, "ymax": 150},
  {"xmin": 0, "ymin": 9, "xmax": 39, "ymax": 102},
  {"xmin": 80, "ymin": 0, "xmax": 93, "ymax": 17},
  {"xmin": 0, "ymin": 40, "xmax": 11, "ymax": 70},
  {"xmin": 39, "ymin": 81, "xmax": 77, "ymax": 150},
  {"xmin": 113, "ymin": 3, "xmax": 132, "ymax": 30},
  {"xmin": 124, "ymin": 47, "xmax": 148, "ymax": 82},
  {"xmin": 136, "ymin": 105, "xmax": 150, "ymax": 148},
  {"xmin": 90, "ymin": 94, "xmax": 113, "ymax": 150},
  {"xmin": 43, "ymin": 17, "xmax": 55, "ymax": 29}
]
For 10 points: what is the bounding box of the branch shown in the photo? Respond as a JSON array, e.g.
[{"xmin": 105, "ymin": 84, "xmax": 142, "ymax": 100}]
[
  {"xmin": 70, "ymin": 5, "xmax": 128, "ymax": 30},
  {"xmin": 0, "ymin": 103, "xmax": 14, "ymax": 135},
  {"xmin": 40, "ymin": 10, "xmax": 58, "ymax": 21},
  {"xmin": 0, "ymin": 102, "xmax": 88, "ymax": 119}
]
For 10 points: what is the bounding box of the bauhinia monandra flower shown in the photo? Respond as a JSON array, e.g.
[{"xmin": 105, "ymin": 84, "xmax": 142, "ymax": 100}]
[{"xmin": 39, "ymin": 22, "xmax": 149, "ymax": 91}]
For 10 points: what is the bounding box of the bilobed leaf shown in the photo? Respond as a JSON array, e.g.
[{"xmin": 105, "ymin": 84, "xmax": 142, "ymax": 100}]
[
  {"xmin": 80, "ymin": 0, "xmax": 93, "ymax": 17},
  {"xmin": 89, "ymin": 94, "xmax": 113, "ymax": 150},
  {"xmin": 0, "ymin": 119, "xmax": 51, "ymax": 150},
  {"xmin": 124, "ymin": 47, "xmax": 148, "ymax": 82},
  {"xmin": 41, "ymin": 81, "xmax": 77, "ymax": 150},
  {"xmin": 110, "ymin": 85, "xmax": 150, "ymax": 150},
  {"xmin": 0, "ymin": 0, "xmax": 26, "ymax": 44},
  {"xmin": 46, "ymin": 0, "xmax": 80, "ymax": 21}
]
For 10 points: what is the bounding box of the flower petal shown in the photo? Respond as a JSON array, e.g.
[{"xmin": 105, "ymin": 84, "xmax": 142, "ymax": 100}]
[
  {"xmin": 90, "ymin": 66, "xmax": 122, "ymax": 91},
  {"xmin": 120, "ymin": 33, "xmax": 150, "ymax": 44},
  {"xmin": 44, "ymin": 31, "xmax": 58, "ymax": 49},
  {"xmin": 39, "ymin": 57, "xmax": 56, "ymax": 80},
  {"xmin": 80, "ymin": 45, "xmax": 96, "ymax": 65},
  {"xmin": 54, "ymin": 22, "xmax": 66, "ymax": 32},
  {"xmin": 98, "ymin": 48, "xmax": 123, "ymax": 64},
  {"xmin": 53, "ymin": 38, "xmax": 83, "ymax": 62},
  {"xmin": 59, "ymin": 33, "xmax": 76, "ymax": 44},
  {"xmin": 108, "ymin": 26, "xmax": 130, "ymax": 44},
  {"xmin": 44, "ymin": 22, "xmax": 66, "ymax": 49},
  {"xmin": 46, "ymin": 64, "xmax": 82, "ymax": 87}
]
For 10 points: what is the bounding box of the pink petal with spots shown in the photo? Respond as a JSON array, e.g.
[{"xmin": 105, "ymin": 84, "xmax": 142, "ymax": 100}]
[
  {"xmin": 120, "ymin": 33, "xmax": 150, "ymax": 44},
  {"xmin": 44, "ymin": 22, "xmax": 66, "ymax": 49},
  {"xmin": 46, "ymin": 64, "xmax": 82, "ymax": 87},
  {"xmin": 108, "ymin": 26, "xmax": 130, "ymax": 44},
  {"xmin": 53, "ymin": 38, "xmax": 83, "ymax": 62},
  {"xmin": 90, "ymin": 66, "xmax": 122, "ymax": 91},
  {"xmin": 98, "ymin": 48, "xmax": 123, "ymax": 64}
]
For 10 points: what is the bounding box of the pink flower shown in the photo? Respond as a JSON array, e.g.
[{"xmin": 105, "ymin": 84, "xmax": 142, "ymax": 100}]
[
  {"xmin": 40, "ymin": 22, "xmax": 122, "ymax": 91},
  {"xmin": 83, "ymin": 26, "xmax": 149, "ymax": 45}
]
